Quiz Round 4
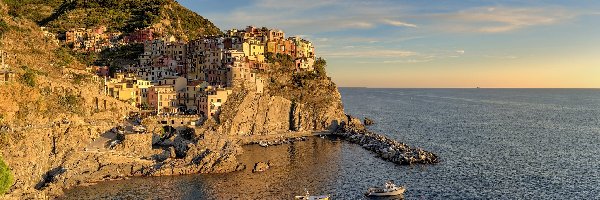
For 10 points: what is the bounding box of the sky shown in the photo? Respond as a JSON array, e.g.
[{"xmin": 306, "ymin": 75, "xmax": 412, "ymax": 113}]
[{"xmin": 178, "ymin": 0, "xmax": 600, "ymax": 88}]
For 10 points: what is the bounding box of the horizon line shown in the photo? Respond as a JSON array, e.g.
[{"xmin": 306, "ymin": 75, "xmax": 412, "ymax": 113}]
[{"xmin": 338, "ymin": 87, "xmax": 600, "ymax": 89}]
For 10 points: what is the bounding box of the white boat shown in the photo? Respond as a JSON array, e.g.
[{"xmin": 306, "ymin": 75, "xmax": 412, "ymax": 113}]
[
  {"xmin": 258, "ymin": 141, "xmax": 268, "ymax": 147},
  {"xmin": 365, "ymin": 181, "xmax": 406, "ymax": 197},
  {"xmin": 294, "ymin": 190, "xmax": 330, "ymax": 200}
]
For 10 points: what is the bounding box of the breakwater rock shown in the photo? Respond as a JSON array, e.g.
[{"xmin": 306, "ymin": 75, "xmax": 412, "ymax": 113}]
[
  {"xmin": 335, "ymin": 115, "xmax": 439, "ymax": 165},
  {"xmin": 250, "ymin": 136, "xmax": 309, "ymax": 147},
  {"xmin": 364, "ymin": 117, "xmax": 375, "ymax": 126}
]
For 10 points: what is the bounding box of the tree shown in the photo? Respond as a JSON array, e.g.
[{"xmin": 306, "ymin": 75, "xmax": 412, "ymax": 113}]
[
  {"xmin": 314, "ymin": 57, "xmax": 327, "ymax": 77},
  {"xmin": 20, "ymin": 69, "xmax": 37, "ymax": 87}
]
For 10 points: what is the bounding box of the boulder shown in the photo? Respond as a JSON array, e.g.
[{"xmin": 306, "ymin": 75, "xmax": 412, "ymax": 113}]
[
  {"xmin": 364, "ymin": 117, "xmax": 375, "ymax": 126},
  {"xmin": 169, "ymin": 147, "xmax": 177, "ymax": 158},
  {"xmin": 252, "ymin": 161, "xmax": 270, "ymax": 173}
]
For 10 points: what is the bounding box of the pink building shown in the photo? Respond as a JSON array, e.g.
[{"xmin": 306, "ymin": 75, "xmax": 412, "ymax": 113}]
[
  {"xmin": 95, "ymin": 66, "xmax": 109, "ymax": 77},
  {"xmin": 125, "ymin": 28, "xmax": 154, "ymax": 43}
]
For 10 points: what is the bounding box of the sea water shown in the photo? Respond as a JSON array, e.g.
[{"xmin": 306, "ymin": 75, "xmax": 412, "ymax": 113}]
[{"xmin": 61, "ymin": 88, "xmax": 600, "ymax": 199}]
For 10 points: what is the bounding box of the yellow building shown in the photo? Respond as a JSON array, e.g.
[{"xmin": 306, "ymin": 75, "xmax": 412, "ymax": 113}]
[
  {"xmin": 134, "ymin": 79, "xmax": 153, "ymax": 108},
  {"xmin": 106, "ymin": 82, "xmax": 137, "ymax": 106},
  {"xmin": 198, "ymin": 87, "xmax": 233, "ymax": 117},
  {"xmin": 293, "ymin": 37, "xmax": 314, "ymax": 58},
  {"xmin": 148, "ymin": 85, "xmax": 178, "ymax": 114},
  {"xmin": 243, "ymin": 38, "xmax": 265, "ymax": 62}
]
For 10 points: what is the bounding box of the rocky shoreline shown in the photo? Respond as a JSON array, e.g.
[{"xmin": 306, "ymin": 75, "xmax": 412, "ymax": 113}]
[
  {"xmin": 335, "ymin": 115, "xmax": 439, "ymax": 165},
  {"xmin": 250, "ymin": 136, "xmax": 309, "ymax": 147}
]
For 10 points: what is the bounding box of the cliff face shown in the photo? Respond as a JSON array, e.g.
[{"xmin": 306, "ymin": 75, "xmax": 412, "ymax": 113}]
[
  {"xmin": 215, "ymin": 64, "xmax": 347, "ymax": 136},
  {"xmin": 0, "ymin": 2, "xmax": 141, "ymax": 198},
  {"xmin": 0, "ymin": 1, "xmax": 350, "ymax": 198}
]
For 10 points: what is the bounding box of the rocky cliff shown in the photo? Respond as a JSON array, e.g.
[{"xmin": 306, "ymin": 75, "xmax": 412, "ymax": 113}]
[
  {"xmin": 215, "ymin": 63, "xmax": 347, "ymax": 136},
  {"xmin": 5, "ymin": 0, "xmax": 221, "ymax": 40},
  {"xmin": 0, "ymin": 1, "xmax": 438, "ymax": 199},
  {"xmin": 0, "ymin": 1, "xmax": 236, "ymax": 198}
]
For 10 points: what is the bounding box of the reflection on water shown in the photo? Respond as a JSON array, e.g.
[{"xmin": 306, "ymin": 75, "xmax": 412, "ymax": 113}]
[
  {"xmin": 62, "ymin": 137, "xmax": 412, "ymax": 199},
  {"xmin": 62, "ymin": 89, "xmax": 600, "ymax": 199}
]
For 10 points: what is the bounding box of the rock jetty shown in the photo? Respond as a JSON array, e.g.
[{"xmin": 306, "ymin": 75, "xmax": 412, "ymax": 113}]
[
  {"xmin": 252, "ymin": 136, "xmax": 309, "ymax": 147},
  {"xmin": 335, "ymin": 115, "xmax": 439, "ymax": 165},
  {"xmin": 364, "ymin": 117, "xmax": 375, "ymax": 126}
]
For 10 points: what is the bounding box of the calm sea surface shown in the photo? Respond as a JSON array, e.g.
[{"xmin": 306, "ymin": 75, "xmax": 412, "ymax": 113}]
[{"xmin": 62, "ymin": 88, "xmax": 600, "ymax": 199}]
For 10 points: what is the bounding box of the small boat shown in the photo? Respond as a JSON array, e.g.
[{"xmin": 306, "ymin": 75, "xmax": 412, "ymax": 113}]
[
  {"xmin": 258, "ymin": 141, "xmax": 268, "ymax": 147},
  {"xmin": 365, "ymin": 180, "xmax": 406, "ymax": 197},
  {"xmin": 294, "ymin": 190, "xmax": 330, "ymax": 200}
]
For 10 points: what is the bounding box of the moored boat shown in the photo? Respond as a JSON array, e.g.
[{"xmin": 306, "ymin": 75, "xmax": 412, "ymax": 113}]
[
  {"xmin": 365, "ymin": 180, "xmax": 406, "ymax": 197},
  {"xmin": 259, "ymin": 141, "xmax": 268, "ymax": 147},
  {"xmin": 294, "ymin": 190, "xmax": 330, "ymax": 200}
]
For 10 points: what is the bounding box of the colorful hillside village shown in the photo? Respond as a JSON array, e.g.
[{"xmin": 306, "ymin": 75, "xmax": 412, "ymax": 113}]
[{"xmin": 55, "ymin": 26, "xmax": 316, "ymax": 117}]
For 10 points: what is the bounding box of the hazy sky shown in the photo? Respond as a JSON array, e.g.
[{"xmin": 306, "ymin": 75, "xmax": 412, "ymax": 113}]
[{"xmin": 179, "ymin": 0, "xmax": 600, "ymax": 88}]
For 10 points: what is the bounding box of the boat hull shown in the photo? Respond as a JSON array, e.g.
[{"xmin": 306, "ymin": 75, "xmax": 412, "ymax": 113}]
[
  {"xmin": 294, "ymin": 195, "xmax": 330, "ymax": 200},
  {"xmin": 366, "ymin": 187, "xmax": 406, "ymax": 196}
]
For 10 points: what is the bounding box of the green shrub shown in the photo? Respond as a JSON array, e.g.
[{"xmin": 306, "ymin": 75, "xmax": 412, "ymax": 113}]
[
  {"xmin": 20, "ymin": 71, "xmax": 37, "ymax": 87},
  {"xmin": 0, "ymin": 156, "xmax": 13, "ymax": 195},
  {"xmin": 0, "ymin": 20, "xmax": 9, "ymax": 37},
  {"xmin": 72, "ymin": 73, "xmax": 88, "ymax": 85},
  {"xmin": 58, "ymin": 93, "xmax": 83, "ymax": 114},
  {"xmin": 314, "ymin": 57, "xmax": 327, "ymax": 77},
  {"xmin": 55, "ymin": 47, "xmax": 75, "ymax": 67}
]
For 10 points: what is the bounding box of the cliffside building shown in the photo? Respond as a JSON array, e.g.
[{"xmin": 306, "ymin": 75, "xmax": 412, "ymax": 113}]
[
  {"xmin": 93, "ymin": 25, "xmax": 317, "ymax": 117},
  {"xmin": 0, "ymin": 50, "xmax": 14, "ymax": 84},
  {"xmin": 198, "ymin": 87, "xmax": 232, "ymax": 117},
  {"xmin": 148, "ymin": 85, "xmax": 178, "ymax": 114}
]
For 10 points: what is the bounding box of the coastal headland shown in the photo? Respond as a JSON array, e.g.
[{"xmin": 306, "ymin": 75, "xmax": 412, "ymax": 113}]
[{"xmin": 0, "ymin": 1, "xmax": 437, "ymax": 198}]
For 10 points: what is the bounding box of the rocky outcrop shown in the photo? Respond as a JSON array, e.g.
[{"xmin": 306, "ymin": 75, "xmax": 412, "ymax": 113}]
[
  {"xmin": 335, "ymin": 115, "xmax": 439, "ymax": 165},
  {"xmin": 252, "ymin": 161, "xmax": 270, "ymax": 173},
  {"xmin": 215, "ymin": 70, "xmax": 347, "ymax": 137},
  {"xmin": 1, "ymin": 122, "xmax": 142, "ymax": 199},
  {"xmin": 115, "ymin": 134, "xmax": 155, "ymax": 157},
  {"xmin": 217, "ymin": 90, "xmax": 347, "ymax": 136},
  {"xmin": 364, "ymin": 117, "xmax": 375, "ymax": 126},
  {"xmin": 251, "ymin": 136, "xmax": 309, "ymax": 147},
  {"xmin": 149, "ymin": 138, "xmax": 245, "ymax": 175},
  {"xmin": 217, "ymin": 93, "xmax": 294, "ymax": 136}
]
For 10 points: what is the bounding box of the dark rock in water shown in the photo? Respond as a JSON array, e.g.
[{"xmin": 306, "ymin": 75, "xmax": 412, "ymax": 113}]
[
  {"xmin": 335, "ymin": 115, "xmax": 439, "ymax": 165},
  {"xmin": 364, "ymin": 117, "xmax": 375, "ymax": 126},
  {"xmin": 252, "ymin": 161, "xmax": 270, "ymax": 172},
  {"xmin": 169, "ymin": 147, "xmax": 177, "ymax": 158}
]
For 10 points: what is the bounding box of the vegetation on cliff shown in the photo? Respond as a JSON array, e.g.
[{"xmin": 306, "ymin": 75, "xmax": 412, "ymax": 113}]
[
  {"xmin": 6, "ymin": 0, "xmax": 220, "ymax": 75},
  {"xmin": 267, "ymin": 55, "xmax": 339, "ymax": 108},
  {"xmin": 5, "ymin": 0, "xmax": 221, "ymax": 39},
  {"xmin": 2, "ymin": 0, "xmax": 63, "ymax": 23},
  {"xmin": 0, "ymin": 156, "xmax": 13, "ymax": 195},
  {"xmin": 213, "ymin": 53, "xmax": 347, "ymax": 135},
  {"xmin": 0, "ymin": 1, "xmax": 244, "ymax": 197}
]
